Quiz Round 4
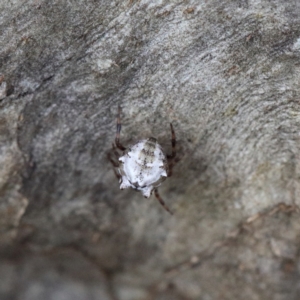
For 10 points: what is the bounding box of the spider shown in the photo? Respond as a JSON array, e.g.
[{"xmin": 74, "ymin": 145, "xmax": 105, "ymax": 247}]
[{"xmin": 108, "ymin": 105, "xmax": 176, "ymax": 215}]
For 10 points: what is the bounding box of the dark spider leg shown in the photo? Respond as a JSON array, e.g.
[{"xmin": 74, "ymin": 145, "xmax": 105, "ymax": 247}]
[
  {"xmin": 154, "ymin": 188, "xmax": 173, "ymax": 215},
  {"xmin": 115, "ymin": 105, "xmax": 126, "ymax": 151},
  {"xmin": 167, "ymin": 123, "xmax": 176, "ymax": 177},
  {"xmin": 112, "ymin": 143, "xmax": 120, "ymax": 158},
  {"xmin": 107, "ymin": 149, "xmax": 122, "ymax": 181}
]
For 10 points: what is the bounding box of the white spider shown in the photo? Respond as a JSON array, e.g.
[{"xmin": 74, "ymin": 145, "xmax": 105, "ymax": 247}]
[{"xmin": 108, "ymin": 106, "xmax": 176, "ymax": 214}]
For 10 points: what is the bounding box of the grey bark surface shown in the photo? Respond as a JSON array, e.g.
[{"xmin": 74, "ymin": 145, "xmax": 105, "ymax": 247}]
[{"xmin": 1, "ymin": 0, "xmax": 300, "ymax": 299}]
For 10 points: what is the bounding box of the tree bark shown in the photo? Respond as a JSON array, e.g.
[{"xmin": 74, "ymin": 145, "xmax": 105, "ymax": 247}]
[{"xmin": 1, "ymin": 0, "xmax": 300, "ymax": 299}]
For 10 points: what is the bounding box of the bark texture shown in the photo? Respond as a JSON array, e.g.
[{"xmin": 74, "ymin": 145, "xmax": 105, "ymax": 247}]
[{"xmin": 1, "ymin": 0, "xmax": 300, "ymax": 299}]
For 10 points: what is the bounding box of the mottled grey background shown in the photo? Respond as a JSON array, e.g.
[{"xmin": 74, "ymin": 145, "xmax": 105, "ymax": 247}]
[{"xmin": 1, "ymin": 0, "xmax": 300, "ymax": 299}]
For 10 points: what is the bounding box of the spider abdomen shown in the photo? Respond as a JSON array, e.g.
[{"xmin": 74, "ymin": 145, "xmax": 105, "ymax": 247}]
[{"xmin": 118, "ymin": 138, "xmax": 168, "ymax": 198}]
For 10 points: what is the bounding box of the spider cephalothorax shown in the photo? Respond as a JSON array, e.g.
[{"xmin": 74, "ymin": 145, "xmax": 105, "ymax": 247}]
[{"xmin": 108, "ymin": 106, "xmax": 176, "ymax": 215}]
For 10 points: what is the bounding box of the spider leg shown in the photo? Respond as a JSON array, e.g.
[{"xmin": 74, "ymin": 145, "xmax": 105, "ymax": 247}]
[
  {"xmin": 167, "ymin": 123, "xmax": 176, "ymax": 177},
  {"xmin": 154, "ymin": 188, "xmax": 173, "ymax": 215},
  {"xmin": 107, "ymin": 145, "xmax": 122, "ymax": 181},
  {"xmin": 113, "ymin": 168, "xmax": 122, "ymax": 181},
  {"xmin": 115, "ymin": 105, "xmax": 126, "ymax": 151},
  {"xmin": 112, "ymin": 143, "xmax": 120, "ymax": 158}
]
